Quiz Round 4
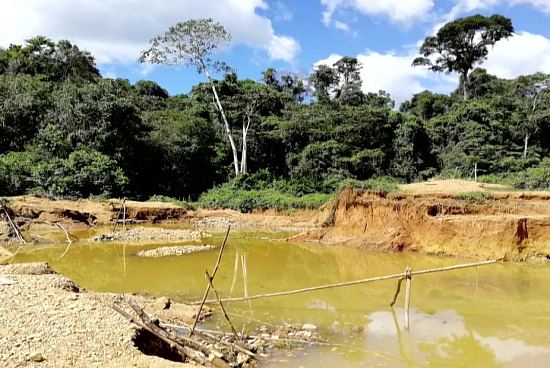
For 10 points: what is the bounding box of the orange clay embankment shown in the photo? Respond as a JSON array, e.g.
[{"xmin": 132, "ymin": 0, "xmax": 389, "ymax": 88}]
[
  {"xmin": 6, "ymin": 195, "xmax": 189, "ymax": 225},
  {"xmin": 294, "ymin": 181, "xmax": 550, "ymax": 262}
]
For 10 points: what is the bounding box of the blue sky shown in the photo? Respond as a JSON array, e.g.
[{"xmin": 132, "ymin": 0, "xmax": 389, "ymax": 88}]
[{"xmin": 1, "ymin": 0, "xmax": 550, "ymax": 105}]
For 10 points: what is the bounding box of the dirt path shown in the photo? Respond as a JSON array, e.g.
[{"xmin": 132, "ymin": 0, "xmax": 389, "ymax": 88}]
[{"xmin": 0, "ymin": 263, "xmax": 197, "ymax": 368}]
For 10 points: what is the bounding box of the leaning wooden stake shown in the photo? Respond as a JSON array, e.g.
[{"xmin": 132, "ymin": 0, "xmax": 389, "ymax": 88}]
[
  {"xmin": 2, "ymin": 206, "xmax": 25, "ymax": 244},
  {"xmin": 205, "ymin": 270, "xmax": 239, "ymax": 338},
  {"xmin": 389, "ymin": 276, "xmax": 404, "ymax": 307},
  {"xmin": 193, "ymin": 260, "xmax": 497, "ymax": 305},
  {"xmin": 404, "ymin": 266, "xmax": 412, "ymax": 330},
  {"xmin": 190, "ymin": 226, "xmax": 231, "ymax": 336}
]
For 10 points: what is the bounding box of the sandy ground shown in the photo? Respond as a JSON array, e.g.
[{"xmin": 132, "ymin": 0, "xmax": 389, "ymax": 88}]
[
  {"xmin": 0, "ymin": 263, "xmax": 199, "ymax": 368},
  {"xmin": 400, "ymin": 179, "xmax": 510, "ymax": 194}
]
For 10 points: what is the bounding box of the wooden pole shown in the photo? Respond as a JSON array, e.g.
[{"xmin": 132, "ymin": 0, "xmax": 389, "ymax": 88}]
[
  {"xmin": 192, "ymin": 260, "xmax": 498, "ymax": 305},
  {"xmin": 404, "ymin": 266, "xmax": 412, "ymax": 330},
  {"xmin": 205, "ymin": 270, "xmax": 239, "ymax": 338},
  {"xmin": 389, "ymin": 276, "xmax": 404, "ymax": 307},
  {"xmin": 190, "ymin": 226, "xmax": 231, "ymax": 336},
  {"xmin": 2, "ymin": 206, "xmax": 25, "ymax": 244},
  {"xmin": 122, "ymin": 198, "xmax": 127, "ymax": 232}
]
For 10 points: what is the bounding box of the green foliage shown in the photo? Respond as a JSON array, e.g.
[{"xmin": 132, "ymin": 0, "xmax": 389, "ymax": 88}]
[
  {"xmin": 510, "ymin": 158, "xmax": 550, "ymax": 190},
  {"xmin": 339, "ymin": 177, "xmax": 401, "ymax": 193},
  {"xmin": 31, "ymin": 148, "xmax": 128, "ymax": 197},
  {"xmin": 0, "ymin": 151, "xmax": 36, "ymax": 195},
  {"xmin": 3, "ymin": 28, "xmax": 550, "ymax": 210},
  {"xmin": 198, "ymin": 185, "xmax": 330, "ymax": 213},
  {"xmin": 147, "ymin": 195, "xmax": 195, "ymax": 210},
  {"xmin": 456, "ymin": 192, "xmax": 493, "ymax": 203},
  {"xmin": 413, "ymin": 14, "xmax": 514, "ymax": 99}
]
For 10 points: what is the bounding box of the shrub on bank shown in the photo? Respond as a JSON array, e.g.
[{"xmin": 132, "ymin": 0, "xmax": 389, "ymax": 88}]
[
  {"xmin": 198, "ymin": 186, "xmax": 330, "ymax": 213},
  {"xmin": 510, "ymin": 158, "xmax": 550, "ymax": 190},
  {"xmin": 147, "ymin": 195, "xmax": 195, "ymax": 210}
]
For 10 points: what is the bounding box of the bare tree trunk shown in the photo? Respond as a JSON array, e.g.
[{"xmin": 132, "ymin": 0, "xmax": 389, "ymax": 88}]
[
  {"xmin": 202, "ymin": 63, "xmax": 240, "ymax": 176},
  {"xmin": 523, "ymin": 133, "xmax": 530, "ymax": 158},
  {"xmin": 240, "ymin": 120, "xmax": 247, "ymax": 174},
  {"xmin": 461, "ymin": 72, "xmax": 468, "ymax": 101},
  {"xmin": 240, "ymin": 113, "xmax": 252, "ymax": 174}
]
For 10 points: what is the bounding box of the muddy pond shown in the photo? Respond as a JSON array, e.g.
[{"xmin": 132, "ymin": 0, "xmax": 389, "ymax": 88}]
[{"xmin": 10, "ymin": 230, "xmax": 550, "ymax": 368}]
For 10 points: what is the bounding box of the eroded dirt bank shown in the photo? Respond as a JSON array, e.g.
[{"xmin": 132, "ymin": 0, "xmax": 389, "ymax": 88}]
[{"xmin": 295, "ymin": 187, "xmax": 550, "ymax": 261}]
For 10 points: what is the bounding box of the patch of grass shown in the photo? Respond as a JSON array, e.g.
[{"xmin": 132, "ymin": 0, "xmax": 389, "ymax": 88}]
[
  {"xmin": 147, "ymin": 195, "xmax": 195, "ymax": 210},
  {"xmin": 456, "ymin": 191, "xmax": 493, "ymax": 203},
  {"xmin": 477, "ymin": 175, "xmax": 513, "ymax": 186}
]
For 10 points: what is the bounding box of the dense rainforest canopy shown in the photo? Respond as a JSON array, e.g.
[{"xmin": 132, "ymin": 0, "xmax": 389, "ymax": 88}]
[{"xmin": 1, "ymin": 15, "xmax": 550, "ymax": 211}]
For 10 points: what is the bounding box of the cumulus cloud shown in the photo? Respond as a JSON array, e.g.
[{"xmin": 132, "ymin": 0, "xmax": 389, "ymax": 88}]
[
  {"xmin": 447, "ymin": 0, "xmax": 550, "ymax": 21},
  {"xmin": 484, "ymin": 31, "xmax": 550, "ymax": 78},
  {"xmin": 321, "ymin": 0, "xmax": 435, "ymax": 30},
  {"xmin": 0, "ymin": 0, "xmax": 300, "ymax": 64}
]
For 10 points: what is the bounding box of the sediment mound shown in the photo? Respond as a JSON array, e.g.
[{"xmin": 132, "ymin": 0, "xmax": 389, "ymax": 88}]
[
  {"xmin": 136, "ymin": 245, "xmax": 215, "ymax": 258},
  {"xmin": 92, "ymin": 227, "xmax": 210, "ymax": 243},
  {"xmin": 295, "ymin": 187, "xmax": 550, "ymax": 261}
]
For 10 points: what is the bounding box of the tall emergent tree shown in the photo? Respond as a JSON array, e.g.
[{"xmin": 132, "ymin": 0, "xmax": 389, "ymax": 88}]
[
  {"xmin": 309, "ymin": 64, "xmax": 339, "ymax": 104},
  {"xmin": 139, "ymin": 18, "xmax": 241, "ymax": 176},
  {"xmin": 412, "ymin": 14, "xmax": 514, "ymax": 100},
  {"xmin": 333, "ymin": 56, "xmax": 364, "ymax": 105}
]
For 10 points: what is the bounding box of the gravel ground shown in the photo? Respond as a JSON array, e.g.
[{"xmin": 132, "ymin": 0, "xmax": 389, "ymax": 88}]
[
  {"xmin": 136, "ymin": 245, "xmax": 215, "ymax": 258},
  {"xmin": 0, "ymin": 263, "xmax": 194, "ymax": 368},
  {"xmin": 92, "ymin": 227, "xmax": 210, "ymax": 243}
]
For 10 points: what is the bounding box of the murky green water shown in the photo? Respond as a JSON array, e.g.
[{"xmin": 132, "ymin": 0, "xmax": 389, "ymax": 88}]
[{"xmin": 8, "ymin": 230, "xmax": 550, "ymax": 367}]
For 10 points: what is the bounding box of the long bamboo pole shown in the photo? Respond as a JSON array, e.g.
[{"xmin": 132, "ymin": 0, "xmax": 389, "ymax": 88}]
[{"xmin": 191, "ymin": 260, "xmax": 498, "ymax": 305}]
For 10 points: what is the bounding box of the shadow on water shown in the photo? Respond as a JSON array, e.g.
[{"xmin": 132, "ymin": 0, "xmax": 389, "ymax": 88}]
[{"xmin": 9, "ymin": 231, "xmax": 550, "ymax": 368}]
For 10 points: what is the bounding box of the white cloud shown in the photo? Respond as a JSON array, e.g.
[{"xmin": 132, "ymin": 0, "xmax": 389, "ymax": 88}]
[
  {"xmin": 315, "ymin": 51, "xmax": 457, "ymax": 107},
  {"xmin": 0, "ymin": 0, "xmax": 300, "ymax": 64},
  {"xmin": 268, "ymin": 35, "xmax": 301, "ymax": 61},
  {"xmin": 447, "ymin": 0, "xmax": 550, "ymax": 21},
  {"xmin": 484, "ymin": 31, "xmax": 550, "ymax": 78},
  {"xmin": 321, "ymin": 0, "xmax": 435, "ymax": 30}
]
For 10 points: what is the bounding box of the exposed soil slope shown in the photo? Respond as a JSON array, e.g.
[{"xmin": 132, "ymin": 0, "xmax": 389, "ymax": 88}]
[
  {"xmin": 7, "ymin": 196, "xmax": 189, "ymax": 225},
  {"xmin": 296, "ymin": 183, "xmax": 550, "ymax": 261}
]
